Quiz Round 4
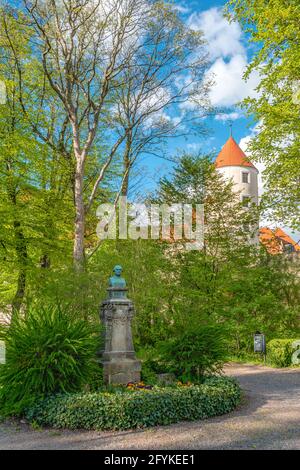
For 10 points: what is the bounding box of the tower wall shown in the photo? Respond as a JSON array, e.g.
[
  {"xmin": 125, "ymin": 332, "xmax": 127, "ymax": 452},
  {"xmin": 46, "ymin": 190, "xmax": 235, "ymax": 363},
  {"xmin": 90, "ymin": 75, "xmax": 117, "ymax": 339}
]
[
  {"xmin": 216, "ymin": 165, "xmax": 259, "ymax": 205},
  {"xmin": 216, "ymin": 165, "xmax": 259, "ymax": 245}
]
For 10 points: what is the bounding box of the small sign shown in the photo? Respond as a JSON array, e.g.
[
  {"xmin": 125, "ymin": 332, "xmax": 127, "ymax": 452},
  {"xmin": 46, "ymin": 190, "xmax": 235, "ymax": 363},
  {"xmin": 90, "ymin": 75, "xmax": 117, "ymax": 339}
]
[
  {"xmin": 0, "ymin": 341, "xmax": 5, "ymax": 364},
  {"xmin": 254, "ymin": 334, "xmax": 266, "ymax": 354}
]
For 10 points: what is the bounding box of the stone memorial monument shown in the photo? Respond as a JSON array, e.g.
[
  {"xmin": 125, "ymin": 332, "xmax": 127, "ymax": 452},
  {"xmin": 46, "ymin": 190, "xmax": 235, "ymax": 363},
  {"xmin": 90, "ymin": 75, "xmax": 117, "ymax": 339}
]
[{"xmin": 100, "ymin": 265, "xmax": 141, "ymax": 385}]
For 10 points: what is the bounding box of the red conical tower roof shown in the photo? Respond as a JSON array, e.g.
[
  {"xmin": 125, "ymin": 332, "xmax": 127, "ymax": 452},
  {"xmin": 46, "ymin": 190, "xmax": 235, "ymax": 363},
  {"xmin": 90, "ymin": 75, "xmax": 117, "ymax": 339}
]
[{"xmin": 215, "ymin": 136, "xmax": 258, "ymax": 170}]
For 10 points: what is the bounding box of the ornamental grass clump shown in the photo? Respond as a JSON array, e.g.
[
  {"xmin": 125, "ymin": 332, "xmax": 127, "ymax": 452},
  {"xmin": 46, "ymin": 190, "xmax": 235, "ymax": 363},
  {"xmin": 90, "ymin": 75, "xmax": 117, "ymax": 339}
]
[
  {"xmin": 0, "ymin": 304, "xmax": 101, "ymax": 416},
  {"xmin": 158, "ymin": 325, "xmax": 228, "ymax": 382}
]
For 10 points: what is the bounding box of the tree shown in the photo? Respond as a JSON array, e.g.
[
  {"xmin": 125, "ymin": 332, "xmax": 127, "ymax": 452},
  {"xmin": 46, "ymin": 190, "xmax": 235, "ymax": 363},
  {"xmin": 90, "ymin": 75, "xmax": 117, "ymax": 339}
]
[
  {"xmin": 150, "ymin": 153, "xmax": 296, "ymax": 356},
  {"xmin": 226, "ymin": 0, "xmax": 300, "ymax": 230},
  {"xmin": 154, "ymin": 153, "xmax": 258, "ymax": 257},
  {"xmin": 108, "ymin": 9, "xmax": 211, "ymax": 197},
  {"xmin": 0, "ymin": 11, "xmax": 78, "ymax": 312},
  {"xmin": 2, "ymin": 0, "xmax": 211, "ymax": 269}
]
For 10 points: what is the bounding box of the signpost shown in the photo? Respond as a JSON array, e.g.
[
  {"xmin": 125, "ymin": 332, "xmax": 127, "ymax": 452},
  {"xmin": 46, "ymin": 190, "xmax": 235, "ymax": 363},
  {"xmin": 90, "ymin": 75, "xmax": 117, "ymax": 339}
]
[{"xmin": 254, "ymin": 332, "xmax": 266, "ymax": 363}]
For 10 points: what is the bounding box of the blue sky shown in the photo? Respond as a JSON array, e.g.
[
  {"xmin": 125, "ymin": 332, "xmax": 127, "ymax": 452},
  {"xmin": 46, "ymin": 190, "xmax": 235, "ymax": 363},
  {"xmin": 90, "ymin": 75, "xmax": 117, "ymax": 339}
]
[
  {"xmin": 173, "ymin": 0, "xmax": 257, "ymax": 147},
  {"xmin": 140, "ymin": 0, "xmax": 300, "ymax": 242},
  {"xmin": 139, "ymin": 0, "xmax": 260, "ymax": 190},
  {"xmin": 7, "ymin": 0, "xmax": 299, "ymax": 241}
]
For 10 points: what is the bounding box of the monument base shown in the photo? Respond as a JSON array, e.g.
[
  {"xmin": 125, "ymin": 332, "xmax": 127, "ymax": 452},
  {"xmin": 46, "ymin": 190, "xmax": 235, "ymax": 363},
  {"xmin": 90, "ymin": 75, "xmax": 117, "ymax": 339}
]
[
  {"xmin": 102, "ymin": 359, "xmax": 141, "ymax": 385},
  {"xmin": 100, "ymin": 291, "xmax": 141, "ymax": 386}
]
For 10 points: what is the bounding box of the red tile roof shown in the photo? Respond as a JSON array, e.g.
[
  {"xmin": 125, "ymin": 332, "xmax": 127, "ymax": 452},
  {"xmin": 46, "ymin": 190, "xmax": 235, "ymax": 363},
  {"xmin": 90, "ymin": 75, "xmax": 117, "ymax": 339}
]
[
  {"xmin": 260, "ymin": 227, "xmax": 300, "ymax": 254},
  {"xmin": 215, "ymin": 136, "xmax": 258, "ymax": 170}
]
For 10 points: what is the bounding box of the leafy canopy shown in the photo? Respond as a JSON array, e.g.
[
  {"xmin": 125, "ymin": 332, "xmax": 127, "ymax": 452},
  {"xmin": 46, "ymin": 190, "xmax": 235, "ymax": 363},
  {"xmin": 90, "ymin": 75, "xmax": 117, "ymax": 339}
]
[{"xmin": 226, "ymin": 0, "xmax": 300, "ymax": 229}]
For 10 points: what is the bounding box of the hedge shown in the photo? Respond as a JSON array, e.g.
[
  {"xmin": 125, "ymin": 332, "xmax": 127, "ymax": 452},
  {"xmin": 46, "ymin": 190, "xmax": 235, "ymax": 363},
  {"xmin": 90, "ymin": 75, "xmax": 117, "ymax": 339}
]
[
  {"xmin": 267, "ymin": 339, "xmax": 300, "ymax": 367},
  {"xmin": 25, "ymin": 376, "xmax": 241, "ymax": 430}
]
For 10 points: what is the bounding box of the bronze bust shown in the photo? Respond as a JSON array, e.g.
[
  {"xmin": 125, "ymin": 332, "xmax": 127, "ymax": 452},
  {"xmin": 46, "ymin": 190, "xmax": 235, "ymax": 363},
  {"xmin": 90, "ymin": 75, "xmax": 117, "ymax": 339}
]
[{"xmin": 108, "ymin": 265, "xmax": 127, "ymax": 298}]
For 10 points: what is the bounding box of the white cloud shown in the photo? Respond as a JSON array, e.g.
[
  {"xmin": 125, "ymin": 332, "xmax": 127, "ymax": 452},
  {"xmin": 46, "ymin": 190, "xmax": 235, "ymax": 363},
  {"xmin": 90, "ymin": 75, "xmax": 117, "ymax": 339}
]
[
  {"xmin": 239, "ymin": 122, "xmax": 264, "ymax": 196},
  {"xmin": 185, "ymin": 7, "xmax": 261, "ymax": 109},
  {"xmin": 239, "ymin": 121, "xmax": 262, "ymax": 152},
  {"xmin": 239, "ymin": 129, "xmax": 256, "ymax": 154},
  {"xmin": 215, "ymin": 112, "xmax": 240, "ymax": 122},
  {"xmin": 240, "ymin": 128, "xmax": 300, "ymax": 241},
  {"xmin": 114, "ymin": 85, "xmax": 172, "ymax": 129},
  {"xmin": 207, "ymin": 55, "xmax": 260, "ymax": 107},
  {"xmin": 171, "ymin": 115, "xmax": 183, "ymax": 127},
  {"xmin": 187, "ymin": 7, "xmax": 244, "ymax": 61},
  {"xmin": 173, "ymin": 4, "xmax": 190, "ymax": 14},
  {"xmin": 187, "ymin": 142, "xmax": 201, "ymax": 152}
]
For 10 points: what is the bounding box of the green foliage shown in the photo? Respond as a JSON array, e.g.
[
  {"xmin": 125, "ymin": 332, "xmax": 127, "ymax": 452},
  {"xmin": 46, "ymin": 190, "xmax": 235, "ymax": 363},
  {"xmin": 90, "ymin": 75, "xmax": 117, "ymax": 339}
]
[
  {"xmin": 139, "ymin": 347, "xmax": 167, "ymax": 384},
  {"xmin": 26, "ymin": 267, "xmax": 105, "ymax": 321},
  {"xmin": 140, "ymin": 362, "xmax": 160, "ymax": 385},
  {"xmin": 25, "ymin": 376, "xmax": 241, "ymax": 430},
  {"xmin": 154, "ymin": 153, "xmax": 258, "ymax": 252},
  {"xmin": 0, "ymin": 305, "xmax": 101, "ymax": 416},
  {"xmin": 154, "ymin": 154, "xmax": 213, "ymax": 204},
  {"xmin": 267, "ymin": 338, "xmax": 300, "ymax": 367},
  {"xmin": 85, "ymin": 365, "xmax": 104, "ymax": 392},
  {"xmin": 110, "ymin": 154, "xmax": 300, "ymax": 359},
  {"xmin": 227, "ymin": 0, "xmax": 300, "ymax": 229},
  {"xmin": 158, "ymin": 325, "xmax": 228, "ymax": 381},
  {"xmin": 0, "ymin": 12, "xmax": 75, "ymax": 312},
  {"xmin": 172, "ymin": 243, "xmax": 300, "ymax": 356},
  {"xmin": 89, "ymin": 239, "xmax": 174, "ymax": 346}
]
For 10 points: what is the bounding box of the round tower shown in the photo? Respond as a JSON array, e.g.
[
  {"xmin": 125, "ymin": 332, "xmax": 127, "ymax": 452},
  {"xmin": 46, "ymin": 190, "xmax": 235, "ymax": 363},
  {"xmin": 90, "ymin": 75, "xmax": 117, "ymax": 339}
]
[
  {"xmin": 215, "ymin": 136, "xmax": 259, "ymax": 205},
  {"xmin": 215, "ymin": 135, "xmax": 259, "ymax": 244}
]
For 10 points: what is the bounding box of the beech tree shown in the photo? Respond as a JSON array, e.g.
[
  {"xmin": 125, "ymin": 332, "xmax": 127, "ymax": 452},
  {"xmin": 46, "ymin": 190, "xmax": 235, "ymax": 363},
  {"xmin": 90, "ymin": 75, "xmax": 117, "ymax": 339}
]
[
  {"xmin": 154, "ymin": 153, "xmax": 258, "ymax": 257},
  {"xmin": 226, "ymin": 0, "xmax": 300, "ymax": 230},
  {"xmin": 0, "ymin": 0, "xmax": 209, "ymax": 269},
  {"xmin": 0, "ymin": 10, "xmax": 75, "ymax": 311},
  {"xmin": 107, "ymin": 10, "xmax": 211, "ymax": 197}
]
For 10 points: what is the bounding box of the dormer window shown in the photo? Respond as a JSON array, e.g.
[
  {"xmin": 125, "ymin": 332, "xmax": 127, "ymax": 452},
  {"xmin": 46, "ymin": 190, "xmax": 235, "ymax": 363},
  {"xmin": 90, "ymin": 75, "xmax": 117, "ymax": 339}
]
[{"xmin": 242, "ymin": 172, "xmax": 249, "ymax": 183}]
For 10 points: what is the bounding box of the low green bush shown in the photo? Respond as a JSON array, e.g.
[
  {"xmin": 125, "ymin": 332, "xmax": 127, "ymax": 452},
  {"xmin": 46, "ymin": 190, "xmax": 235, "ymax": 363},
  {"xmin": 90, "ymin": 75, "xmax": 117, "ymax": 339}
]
[
  {"xmin": 25, "ymin": 376, "xmax": 240, "ymax": 430},
  {"xmin": 140, "ymin": 361, "xmax": 160, "ymax": 385},
  {"xmin": 0, "ymin": 305, "xmax": 101, "ymax": 416},
  {"xmin": 267, "ymin": 338, "xmax": 300, "ymax": 367},
  {"xmin": 138, "ymin": 348, "xmax": 168, "ymax": 385},
  {"xmin": 158, "ymin": 325, "xmax": 227, "ymax": 382},
  {"xmin": 84, "ymin": 364, "xmax": 104, "ymax": 392}
]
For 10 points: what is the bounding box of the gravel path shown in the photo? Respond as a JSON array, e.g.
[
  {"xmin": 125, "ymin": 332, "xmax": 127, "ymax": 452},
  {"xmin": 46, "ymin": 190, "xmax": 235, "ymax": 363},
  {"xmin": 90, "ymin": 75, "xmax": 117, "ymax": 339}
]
[{"xmin": 0, "ymin": 364, "xmax": 299, "ymax": 450}]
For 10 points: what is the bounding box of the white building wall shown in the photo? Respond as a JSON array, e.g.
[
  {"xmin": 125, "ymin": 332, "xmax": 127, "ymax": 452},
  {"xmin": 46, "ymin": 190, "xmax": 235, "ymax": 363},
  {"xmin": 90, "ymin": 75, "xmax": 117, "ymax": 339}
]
[
  {"xmin": 216, "ymin": 166, "xmax": 259, "ymax": 204},
  {"xmin": 216, "ymin": 165, "xmax": 259, "ymax": 244}
]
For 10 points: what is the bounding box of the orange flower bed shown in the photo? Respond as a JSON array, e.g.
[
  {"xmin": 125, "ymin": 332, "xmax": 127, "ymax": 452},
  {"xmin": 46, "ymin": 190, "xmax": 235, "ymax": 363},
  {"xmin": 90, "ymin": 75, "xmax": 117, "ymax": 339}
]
[
  {"xmin": 126, "ymin": 381, "xmax": 153, "ymax": 391},
  {"xmin": 177, "ymin": 381, "xmax": 192, "ymax": 387}
]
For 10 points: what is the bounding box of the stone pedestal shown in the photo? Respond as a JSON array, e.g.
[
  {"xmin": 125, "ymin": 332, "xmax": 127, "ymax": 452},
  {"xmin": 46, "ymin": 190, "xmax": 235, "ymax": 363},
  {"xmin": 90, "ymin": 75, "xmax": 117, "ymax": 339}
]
[{"xmin": 100, "ymin": 288, "xmax": 141, "ymax": 385}]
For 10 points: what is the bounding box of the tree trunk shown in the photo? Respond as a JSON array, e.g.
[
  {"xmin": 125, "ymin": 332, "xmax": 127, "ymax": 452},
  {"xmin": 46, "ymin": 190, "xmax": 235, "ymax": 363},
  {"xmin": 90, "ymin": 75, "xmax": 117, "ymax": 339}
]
[
  {"xmin": 121, "ymin": 168, "xmax": 130, "ymax": 197},
  {"xmin": 11, "ymin": 219, "xmax": 28, "ymax": 313},
  {"xmin": 121, "ymin": 137, "xmax": 132, "ymax": 197},
  {"xmin": 73, "ymin": 159, "xmax": 86, "ymax": 269},
  {"xmin": 6, "ymin": 175, "xmax": 28, "ymax": 313}
]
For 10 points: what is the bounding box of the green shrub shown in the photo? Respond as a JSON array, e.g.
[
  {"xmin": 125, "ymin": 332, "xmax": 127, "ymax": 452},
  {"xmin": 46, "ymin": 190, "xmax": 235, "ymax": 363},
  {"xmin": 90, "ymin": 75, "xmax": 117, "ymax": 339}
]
[
  {"xmin": 0, "ymin": 305, "xmax": 101, "ymax": 416},
  {"xmin": 267, "ymin": 338, "xmax": 300, "ymax": 367},
  {"xmin": 158, "ymin": 325, "xmax": 227, "ymax": 381},
  {"xmin": 25, "ymin": 376, "xmax": 240, "ymax": 430},
  {"xmin": 86, "ymin": 364, "xmax": 104, "ymax": 391},
  {"xmin": 138, "ymin": 347, "xmax": 168, "ymax": 385},
  {"xmin": 140, "ymin": 361, "xmax": 159, "ymax": 385}
]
